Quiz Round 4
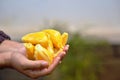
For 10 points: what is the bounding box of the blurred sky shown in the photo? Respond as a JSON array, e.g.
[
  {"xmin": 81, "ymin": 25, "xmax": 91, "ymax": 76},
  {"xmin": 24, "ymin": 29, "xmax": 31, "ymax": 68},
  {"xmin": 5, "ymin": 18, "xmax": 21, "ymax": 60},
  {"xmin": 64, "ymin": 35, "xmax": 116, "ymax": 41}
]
[{"xmin": 0, "ymin": 0, "xmax": 120, "ymax": 43}]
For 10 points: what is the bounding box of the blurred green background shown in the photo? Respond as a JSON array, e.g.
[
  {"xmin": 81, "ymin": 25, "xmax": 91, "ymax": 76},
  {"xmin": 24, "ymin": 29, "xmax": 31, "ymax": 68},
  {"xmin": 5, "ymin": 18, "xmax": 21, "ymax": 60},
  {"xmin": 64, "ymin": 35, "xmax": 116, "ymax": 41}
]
[{"xmin": 46, "ymin": 27, "xmax": 108, "ymax": 80}]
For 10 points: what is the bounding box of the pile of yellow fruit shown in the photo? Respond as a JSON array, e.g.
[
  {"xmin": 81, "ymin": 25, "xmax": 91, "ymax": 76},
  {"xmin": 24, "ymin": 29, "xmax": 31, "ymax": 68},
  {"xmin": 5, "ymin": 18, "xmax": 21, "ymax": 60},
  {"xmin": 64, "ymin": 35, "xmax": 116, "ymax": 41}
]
[{"xmin": 21, "ymin": 29, "xmax": 68, "ymax": 65}]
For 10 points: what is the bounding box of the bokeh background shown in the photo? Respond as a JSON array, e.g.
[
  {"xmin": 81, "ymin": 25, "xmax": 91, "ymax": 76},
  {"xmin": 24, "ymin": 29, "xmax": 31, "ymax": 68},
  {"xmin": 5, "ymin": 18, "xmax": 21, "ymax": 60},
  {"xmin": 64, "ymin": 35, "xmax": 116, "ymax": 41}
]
[{"xmin": 0, "ymin": 0, "xmax": 120, "ymax": 80}]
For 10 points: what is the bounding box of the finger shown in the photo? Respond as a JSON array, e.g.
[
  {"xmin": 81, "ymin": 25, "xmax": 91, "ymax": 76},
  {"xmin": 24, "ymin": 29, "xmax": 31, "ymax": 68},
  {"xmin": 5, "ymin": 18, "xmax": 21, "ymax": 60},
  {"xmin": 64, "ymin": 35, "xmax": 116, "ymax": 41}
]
[
  {"xmin": 39, "ymin": 56, "xmax": 61, "ymax": 75},
  {"xmin": 34, "ymin": 53, "xmax": 64, "ymax": 76},
  {"xmin": 47, "ymin": 56, "xmax": 61, "ymax": 72},
  {"xmin": 17, "ymin": 54, "xmax": 49, "ymax": 70},
  {"xmin": 23, "ymin": 60, "xmax": 49, "ymax": 70},
  {"xmin": 63, "ymin": 44, "xmax": 69, "ymax": 52},
  {"xmin": 57, "ymin": 51, "xmax": 66, "ymax": 61},
  {"xmin": 24, "ymin": 57, "xmax": 61, "ymax": 78},
  {"xmin": 23, "ymin": 68, "xmax": 48, "ymax": 79}
]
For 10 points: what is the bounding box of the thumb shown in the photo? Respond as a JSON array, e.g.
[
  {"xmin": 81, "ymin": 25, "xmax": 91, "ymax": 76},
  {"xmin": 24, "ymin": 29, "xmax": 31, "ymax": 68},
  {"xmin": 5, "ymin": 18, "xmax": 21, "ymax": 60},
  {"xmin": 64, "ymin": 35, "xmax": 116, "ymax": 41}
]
[{"xmin": 23, "ymin": 60, "xmax": 49, "ymax": 70}]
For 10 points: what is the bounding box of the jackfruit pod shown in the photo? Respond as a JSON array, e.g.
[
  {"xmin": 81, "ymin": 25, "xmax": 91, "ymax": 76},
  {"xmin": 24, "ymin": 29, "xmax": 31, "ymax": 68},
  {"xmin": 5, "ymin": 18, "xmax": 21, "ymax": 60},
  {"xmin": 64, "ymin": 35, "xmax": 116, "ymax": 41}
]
[
  {"xmin": 34, "ymin": 44, "xmax": 54, "ymax": 65},
  {"xmin": 24, "ymin": 43, "xmax": 35, "ymax": 60},
  {"xmin": 61, "ymin": 32, "xmax": 68, "ymax": 46},
  {"xmin": 22, "ymin": 32, "xmax": 48, "ymax": 48},
  {"xmin": 46, "ymin": 34, "xmax": 54, "ymax": 55},
  {"xmin": 42, "ymin": 29, "xmax": 63, "ymax": 49}
]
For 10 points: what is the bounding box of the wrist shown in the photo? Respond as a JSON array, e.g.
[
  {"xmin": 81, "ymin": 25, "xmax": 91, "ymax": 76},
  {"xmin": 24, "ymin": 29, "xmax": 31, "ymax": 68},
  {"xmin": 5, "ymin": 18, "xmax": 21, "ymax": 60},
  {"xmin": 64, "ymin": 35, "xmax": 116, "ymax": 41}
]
[{"xmin": 0, "ymin": 52, "xmax": 12, "ymax": 68}]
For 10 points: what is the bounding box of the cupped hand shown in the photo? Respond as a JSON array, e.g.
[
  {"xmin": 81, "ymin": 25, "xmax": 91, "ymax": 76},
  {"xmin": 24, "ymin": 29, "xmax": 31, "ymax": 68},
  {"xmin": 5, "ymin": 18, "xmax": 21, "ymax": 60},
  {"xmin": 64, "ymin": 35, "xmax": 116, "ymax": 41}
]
[{"xmin": 0, "ymin": 40, "xmax": 69, "ymax": 79}]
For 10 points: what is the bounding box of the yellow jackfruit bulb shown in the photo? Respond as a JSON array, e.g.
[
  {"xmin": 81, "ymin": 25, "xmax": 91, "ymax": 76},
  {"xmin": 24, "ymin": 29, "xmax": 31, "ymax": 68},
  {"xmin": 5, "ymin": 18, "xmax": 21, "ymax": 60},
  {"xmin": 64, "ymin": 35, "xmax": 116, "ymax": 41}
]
[
  {"xmin": 47, "ymin": 34, "xmax": 54, "ymax": 54},
  {"xmin": 62, "ymin": 32, "xmax": 68, "ymax": 46},
  {"xmin": 24, "ymin": 43, "xmax": 35, "ymax": 60},
  {"xmin": 22, "ymin": 32, "xmax": 48, "ymax": 48},
  {"xmin": 42, "ymin": 29, "xmax": 63, "ymax": 49},
  {"xmin": 34, "ymin": 44, "xmax": 54, "ymax": 65}
]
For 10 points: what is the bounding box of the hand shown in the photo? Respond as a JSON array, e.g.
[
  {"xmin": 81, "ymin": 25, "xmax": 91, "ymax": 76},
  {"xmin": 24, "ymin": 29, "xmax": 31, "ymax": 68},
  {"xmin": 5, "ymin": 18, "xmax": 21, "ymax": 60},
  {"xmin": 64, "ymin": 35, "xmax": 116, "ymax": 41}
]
[{"xmin": 0, "ymin": 40, "xmax": 69, "ymax": 79}]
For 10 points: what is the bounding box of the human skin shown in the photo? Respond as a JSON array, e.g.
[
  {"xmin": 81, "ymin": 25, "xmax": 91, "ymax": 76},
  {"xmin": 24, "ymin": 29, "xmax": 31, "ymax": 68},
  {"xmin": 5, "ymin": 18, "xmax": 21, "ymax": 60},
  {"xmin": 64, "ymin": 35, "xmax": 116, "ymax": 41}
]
[{"xmin": 0, "ymin": 40, "xmax": 69, "ymax": 79}]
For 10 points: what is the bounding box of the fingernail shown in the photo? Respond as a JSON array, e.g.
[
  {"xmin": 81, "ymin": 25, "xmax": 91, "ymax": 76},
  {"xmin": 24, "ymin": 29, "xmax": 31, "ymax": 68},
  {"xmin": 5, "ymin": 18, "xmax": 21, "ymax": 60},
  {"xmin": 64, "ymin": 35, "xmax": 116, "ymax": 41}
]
[
  {"xmin": 67, "ymin": 44, "xmax": 69, "ymax": 48},
  {"xmin": 57, "ymin": 57, "xmax": 61, "ymax": 60},
  {"xmin": 41, "ymin": 61, "xmax": 48, "ymax": 65}
]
